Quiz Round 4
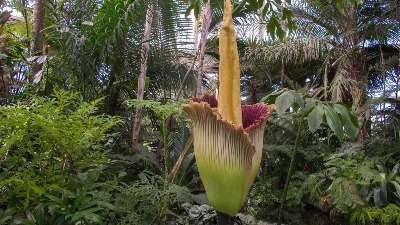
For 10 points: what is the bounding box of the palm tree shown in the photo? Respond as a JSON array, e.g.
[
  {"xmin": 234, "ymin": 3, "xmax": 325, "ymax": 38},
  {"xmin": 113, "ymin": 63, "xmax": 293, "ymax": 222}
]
[{"xmin": 243, "ymin": 0, "xmax": 399, "ymax": 139}]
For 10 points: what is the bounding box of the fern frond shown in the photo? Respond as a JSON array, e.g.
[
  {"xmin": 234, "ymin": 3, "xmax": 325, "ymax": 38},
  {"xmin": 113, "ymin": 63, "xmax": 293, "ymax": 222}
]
[
  {"xmin": 351, "ymin": 207, "xmax": 381, "ymax": 225},
  {"xmin": 299, "ymin": 173, "xmax": 326, "ymax": 202},
  {"xmin": 327, "ymin": 177, "xmax": 364, "ymax": 213}
]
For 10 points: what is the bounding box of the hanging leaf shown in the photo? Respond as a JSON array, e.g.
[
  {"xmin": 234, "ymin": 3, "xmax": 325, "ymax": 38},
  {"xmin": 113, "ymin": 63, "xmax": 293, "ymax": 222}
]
[
  {"xmin": 333, "ymin": 104, "xmax": 359, "ymax": 140},
  {"xmin": 292, "ymin": 91, "xmax": 304, "ymax": 109},
  {"xmin": 247, "ymin": 0, "xmax": 259, "ymax": 11},
  {"xmin": 275, "ymin": 90, "xmax": 294, "ymax": 115},
  {"xmin": 308, "ymin": 104, "xmax": 324, "ymax": 133},
  {"xmin": 267, "ymin": 16, "xmax": 278, "ymax": 39},
  {"xmin": 261, "ymin": 89, "xmax": 287, "ymax": 104},
  {"xmin": 304, "ymin": 98, "xmax": 317, "ymax": 113},
  {"xmin": 336, "ymin": 0, "xmax": 345, "ymax": 14},
  {"xmin": 323, "ymin": 104, "xmax": 344, "ymax": 142}
]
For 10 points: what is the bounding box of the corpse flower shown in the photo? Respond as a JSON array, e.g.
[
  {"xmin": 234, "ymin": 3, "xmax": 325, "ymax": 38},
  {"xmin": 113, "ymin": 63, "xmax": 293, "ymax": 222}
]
[{"xmin": 181, "ymin": 0, "xmax": 273, "ymax": 219}]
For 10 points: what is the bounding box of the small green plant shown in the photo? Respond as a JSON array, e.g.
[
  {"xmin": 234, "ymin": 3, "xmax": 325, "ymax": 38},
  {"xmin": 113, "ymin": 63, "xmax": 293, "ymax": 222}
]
[
  {"xmin": 0, "ymin": 89, "xmax": 122, "ymax": 209},
  {"xmin": 114, "ymin": 171, "xmax": 192, "ymax": 224},
  {"xmin": 12, "ymin": 204, "xmax": 66, "ymax": 225},
  {"xmin": 363, "ymin": 162, "xmax": 400, "ymax": 208},
  {"xmin": 299, "ymin": 150, "xmax": 379, "ymax": 214},
  {"xmin": 125, "ymin": 99, "xmax": 195, "ymax": 184},
  {"xmin": 0, "ymin": 207, "xmax": 16, "ymax": 225},
  {"xmin": 44, "ymin": 169, "xmax": 116, "ymax": 224},
  {"xmin": 351, "ymin": 204, "xmax": 400, "ymax": 225},
  {"xmin": 10, "ymin": 168, "xmax": 116, "ymax": 225}
]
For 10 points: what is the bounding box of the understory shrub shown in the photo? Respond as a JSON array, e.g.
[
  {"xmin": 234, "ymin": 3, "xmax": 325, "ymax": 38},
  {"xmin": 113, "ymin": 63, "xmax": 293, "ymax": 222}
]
[
  {"xmin": 351, "ymin": 204, "xmax": 400, "ymax": 224},
  {"xmin": 114, "ymin": 171, "xmax": 192, "ymax": 224},
  {"xmin": 0, "ymin": 90, "xmax": 122, "ymax": 219}
]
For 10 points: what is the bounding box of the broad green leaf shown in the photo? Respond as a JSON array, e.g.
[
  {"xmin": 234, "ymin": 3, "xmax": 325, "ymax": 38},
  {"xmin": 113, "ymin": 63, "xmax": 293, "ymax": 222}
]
[
  {"xmin": 275, "ymin": 91, "xmax": 294, "ymax": 115},
  {"xmin": 323, "ymin": 104, "xmax": 344, "ymax": 142},
  {"xmin": 267, "ymin": 16, "xmax": 278, "ymax": 39},
  {"xmin": 261, "ymin": 89, "xmax": 286, "ymax": 104},
  {"xmin": 261, "ymin": 2, "xmax": 270, "ymax": 17},
  {"xmin": 185, "ymin": 4, "xmax": 194, "ymax": 18},
  {"xmin": 247, "ymin": 0, "xmax": 259, "ymax": 10},
  {"xmin": 93, "ymin": 200, "xmax": 115, "ymax": 210},
  {"xmin": 304, "ymin": 98, "xmax": 317, "ymax": 113},
  {"xmin": 71, "ymin": 208, "xmax": 101, "ymax": 222},
  {"xmin": 308, "ymin": 104, "xmax": 324, "ymax": 133},
  {"xmin": 389, "ymin": 164, "xmax": 400, "ymax": 181},
  {"xmin": 292, "ymin": 91, "xmax": 304, "ymax": 109},
  {"xmin": 11, "ymin": 219, "xmax": 36, "ymax": 225},
  {"xmin": 333, "ymin": 104, "xmax": 359, "ymax": 140},
  {"xmin": 132, "ymin": 77, "xmax": 150, "ymax": 91},
  {"xmin": 47, "ymin": 204, "xmax": 64, "ymax": 214},
  {"xmin": 84, "ymin": 212, "xmax": 103, "ymax": 223},
  {"xmin": 194, "ymin": 3, "xmax": 200, "ymax": 19},
  {"xmin": 380, "ymin": 173, "xmax": 388, "ymax": 205},
  {"xmin": 0, "ymin": 216, "xmax": 13, "ymax": 223},
  {"xmin": 336, "ymin": 0, "xmax": 345, "ymax": 14},
  {"xmin": 276, "ymin": 25, "xmax": 285, "ymax": 40},
  {"xmin": 374, "ymin": 187, "xmax": 381, "ymax": 208},
  {"xmin": 24, "ymin": 189, "xmax": 30, "ymax": 208},
  {"xmin": 390, "ymin": 180, "xmax": 400, "ymax": 200},
  {"xmin": 29, "ymin": 182, "xmax": 45, "ymax": 196}
]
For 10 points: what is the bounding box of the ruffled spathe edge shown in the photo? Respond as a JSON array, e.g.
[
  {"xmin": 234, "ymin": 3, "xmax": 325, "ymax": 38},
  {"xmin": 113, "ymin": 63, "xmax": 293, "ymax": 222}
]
[{"xmin": 190, "ymin": 93, "xmax": 273, "ymax": 133}]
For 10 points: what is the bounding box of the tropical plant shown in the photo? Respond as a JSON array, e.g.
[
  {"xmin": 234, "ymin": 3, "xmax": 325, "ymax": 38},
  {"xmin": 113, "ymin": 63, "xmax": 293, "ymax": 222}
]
[
  {"xmin": 262, "ymin": 89, "xmax": 359, "ymax": 223},
  {"xmin": 125, "ymin": 99, "xmax": 185, "ymax": 178},
  {"xmin": 351, "ymin": 204, "xmax": 400, "ymax": 225},
  {"xmin": 11, "ymin": 169, "xmax": 116, "ymax": 225},
  {"xmin": 243, "ymin": 0, "xmax": 399, "ymax": 141},
  {"xmin": 0, "ymin": 89, "xmax": 122, "ymax": 209},
  {"xmin": 113, "ymin": 171, "xmax": 192, "ymax": 224},
  {"xmin": 364, "ymin": 162, "xmax": 400, "ymax": 208},
  {"xmin": 0, "ymin": 207, "xmax": 16, "ymax": 225}
]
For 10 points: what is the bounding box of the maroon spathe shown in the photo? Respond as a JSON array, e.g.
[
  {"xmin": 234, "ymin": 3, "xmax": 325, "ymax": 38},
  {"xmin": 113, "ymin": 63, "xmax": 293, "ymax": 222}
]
[{"xmin": 191, "ymin": 93, "xmax": 270, "ymax": 131}]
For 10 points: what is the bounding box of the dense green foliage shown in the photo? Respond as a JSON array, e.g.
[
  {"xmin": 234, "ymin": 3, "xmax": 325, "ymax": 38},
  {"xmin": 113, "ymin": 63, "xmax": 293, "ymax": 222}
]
[{"xmin": 0, "ymin": 0, "xmax": 398, "ymax": 224}]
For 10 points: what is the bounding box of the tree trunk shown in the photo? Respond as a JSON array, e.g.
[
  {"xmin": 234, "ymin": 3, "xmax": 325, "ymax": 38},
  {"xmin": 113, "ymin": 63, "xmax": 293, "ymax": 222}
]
[
  {"xmin": 258, "ymin": 4, "xmax": 265, "ymax": 41},
  {"xmin": 30, "ymin": 0, "xmax": 45, "ymax": 83},
  {"xmin": 196, "ymin": 0, "xmax": 212, "ymax": 96},
  {"xmin": 131, "ymin": 4, "xmax": 154, "ymax": 148}
]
